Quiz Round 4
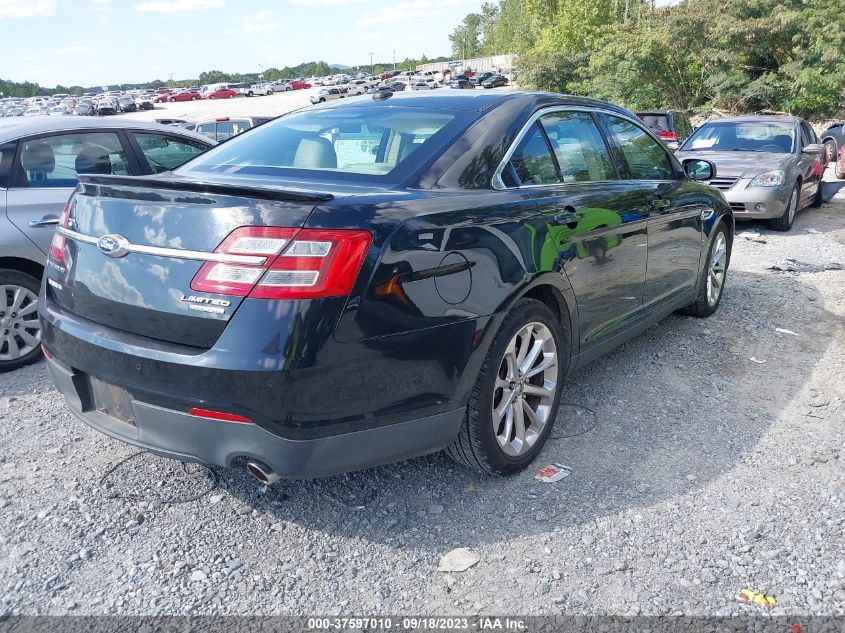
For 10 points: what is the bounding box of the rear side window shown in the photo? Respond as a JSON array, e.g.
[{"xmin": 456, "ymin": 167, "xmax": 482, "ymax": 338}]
[
  {"xmin": 12, "ymin": 132, "xmax": 130, "ymax": 188},
  {"xmin": 195, "ymin": 122, "xmax": 217, "ymax": 140},
  {"xmin": 539, "ymin": 112, "xmax": 615, "ymax": 182},
  {"xmin": 637, "ymin": 114, "xmax": 670, "ymax": 134},
  {"xmin": 605, "ymin": 115, "xmax": 675, "ymax": 180},
  {"xmin": 507, "ymin": 123, "xmax": 560, "ymax": 186},
  {"xmin": 132, "ymin": 132, "xmax": 209, "ymax": 173}
]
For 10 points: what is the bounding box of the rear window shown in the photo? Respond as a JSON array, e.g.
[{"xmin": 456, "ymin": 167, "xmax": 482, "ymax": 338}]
[
  {"xmin": 637, "ymin": 114, "xmax": 670, "ymax": 133},
  {"xmin": 180, "ymin": 106, "xmax": 465, "ymax": 182}
]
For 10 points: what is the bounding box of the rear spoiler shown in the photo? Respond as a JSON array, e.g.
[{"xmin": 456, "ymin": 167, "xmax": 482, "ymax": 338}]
[{"xmin": 77, "ymin": 174, "xmax": 334, "ymax": 203}]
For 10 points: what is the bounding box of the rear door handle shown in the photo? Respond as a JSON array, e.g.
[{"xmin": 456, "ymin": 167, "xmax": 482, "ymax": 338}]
[{"xmin": 29, "ymin": 217, "xmax": 60, "ymax": 228}]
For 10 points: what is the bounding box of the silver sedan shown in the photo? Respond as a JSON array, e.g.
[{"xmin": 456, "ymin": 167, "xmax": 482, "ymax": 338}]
[{"xmin": 675, "ymin": 115, "xmax": 825, "ymax": 231}]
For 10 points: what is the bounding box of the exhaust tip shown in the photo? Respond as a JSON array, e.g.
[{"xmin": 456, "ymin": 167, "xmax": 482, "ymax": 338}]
[{"xmin": 246, "ymin": 461, "xmax": 281, "ymax": 486}]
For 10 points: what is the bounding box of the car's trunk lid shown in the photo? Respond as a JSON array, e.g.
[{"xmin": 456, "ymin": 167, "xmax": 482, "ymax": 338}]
[{"xmin": 46, "ymin": 174, "xmax": 327, "ymax": 348}]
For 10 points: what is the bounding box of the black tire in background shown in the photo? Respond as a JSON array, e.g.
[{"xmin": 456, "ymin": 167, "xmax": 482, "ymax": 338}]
[
  {"xmin": 0, "ymin": 269, "xmax": 43, "ymax": 373},
  {"xmin": 824, "ymin": 139, "xmax": 837, "ymax": 163},
  {"xmin": 447, "ymin": 298, "xmax": 566, "ymax": 475}
]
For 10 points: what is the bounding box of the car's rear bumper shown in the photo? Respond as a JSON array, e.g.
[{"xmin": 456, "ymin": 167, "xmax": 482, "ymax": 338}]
[{"xmin": 46, "ymin": 355, "xmax": 464, "ymax": 478}]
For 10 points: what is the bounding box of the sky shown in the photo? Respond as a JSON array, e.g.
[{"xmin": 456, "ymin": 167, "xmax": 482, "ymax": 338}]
[{"xmin": 0, "ymin": 0, "xmax": 489, "ymax": 88}]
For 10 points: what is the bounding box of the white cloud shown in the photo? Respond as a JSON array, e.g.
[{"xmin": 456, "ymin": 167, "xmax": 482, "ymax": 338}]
[
  {"xmin": 0, "ymin": 0, "xmax": 56, "ymax": 18},
  {"xmin": 355, "ymin": 0, "xmax": 431, "ymax": 25},
  {"xmin": 242, "ymin": 10, "xmax": 283, "ymax": 32},
  {"xmin": 56, "ymin": 45, "xmax": 94, "ymax": 55},
  {"xmin": 290, "ymin": 0, "xmax": 355, "ymax": 5},
  {"xmin": 133, "ymin": 0, "xmax": 224, "ymax": 13}
]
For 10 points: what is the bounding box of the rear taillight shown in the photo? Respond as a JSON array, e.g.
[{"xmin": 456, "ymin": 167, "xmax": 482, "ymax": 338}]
[
  {"xmin": 658, "ymin": 131, "xmax": 677, "ymax": 141},
  {"xmin": 48, "ymin": 200, "xmax": 72, "ymax": 265},
  {"xmin": 191, "ymin": 226, "xmax": 371, "ymax": 300},
  {"xmin": 189, "ymin": 407, "xmax": 252, "ymax": 424}
]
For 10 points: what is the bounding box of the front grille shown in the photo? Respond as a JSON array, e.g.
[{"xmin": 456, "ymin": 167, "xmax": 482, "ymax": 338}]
[
  {"xmin": 730, "ymin": 203, "xmax": 747, "ymax": 213},
  {"xmin": 707, "ymin": 177, "xmax": 739, "ymax": 191}
]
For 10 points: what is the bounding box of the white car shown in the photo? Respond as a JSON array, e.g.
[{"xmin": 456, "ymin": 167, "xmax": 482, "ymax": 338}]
[
  {"xmin": 409, "ymin": 79, "xmax": 437, "ymax": 91},
  {"xmin": 345, "ymin": 79, "xmax": 370, "ymax": 96},
  {"xmin": 243, "ymin": 83, "xmax": 274, "ymax": 97}
]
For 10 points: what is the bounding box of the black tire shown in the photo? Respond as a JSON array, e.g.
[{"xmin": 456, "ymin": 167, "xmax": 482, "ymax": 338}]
[
  {"xmin": 446, "ymin": 298, "xmax": 566, "ymax": 475},
  {"xmin": 678, "ymin": 221, "xmax": 731, "ymax": 318},
  {"xmin": 824, "ymin": 139, "xmax": 837, "ymax": 163},
  {"xmin": 769, "ymin": 183, "xmax": 800, "ymax": 232},
  {"xmin": 0, "ymin": 268, "xmax": 43, "ymax": 373}
]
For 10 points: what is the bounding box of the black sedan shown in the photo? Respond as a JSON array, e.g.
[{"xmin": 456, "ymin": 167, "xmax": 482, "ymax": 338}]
[
  {"xmin": 481, "ymin": 74, "xmax": 509, "ymax": 89},
  {"xmin": 40, "ymin": 91, "xmax": 732, "ymax": 482},
  {"xmin": 450, "ymin": 78, "xmax": 474, "ymax": 89}
]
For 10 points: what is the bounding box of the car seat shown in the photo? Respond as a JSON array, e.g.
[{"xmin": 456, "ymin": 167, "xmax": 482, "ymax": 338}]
[
  {"xmin": 20, "ymin": 141, "xmax": 56, "ymax": 183},
  {"xmin": 75, "ymin": 145, "xmax": 113, "ymax": 175},
  {"xmin": 295, "ymin": 136, "xmax": 337, "ymax": 169},
  {"xmin": 770, "ymin": 135, "xmax": 793, "ymax": 153}
]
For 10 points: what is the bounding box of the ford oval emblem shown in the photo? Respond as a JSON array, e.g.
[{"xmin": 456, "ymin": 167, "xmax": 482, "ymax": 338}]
[{"xmin": 96, "ymin": 234, "xmax": 130, "ymax": 258}]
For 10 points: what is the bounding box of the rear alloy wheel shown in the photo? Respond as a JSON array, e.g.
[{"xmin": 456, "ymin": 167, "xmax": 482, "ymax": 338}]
[
  {"xmin": 769, "ymin": 183, "xmax": 799, "ymax": 232},
  {"xmin": 0, "ymin": 269, "xmax": 43, "ymax": 373},
  {"xmin": 447, "ymin": 298, "xmax": 564, "ymax": 475}
]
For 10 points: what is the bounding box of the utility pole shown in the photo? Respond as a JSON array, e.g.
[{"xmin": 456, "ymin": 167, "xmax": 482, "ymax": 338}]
[
  {"xmin": 369, "ymin": 52, "xmax": 374, "ymax": 74},
  {"xmin": 393, "ymin": 49, "xmax": 396, "ymax": 71},
  {"xmin": 259, "ymin": 63, "xmax": 264, "ymax": 79}
]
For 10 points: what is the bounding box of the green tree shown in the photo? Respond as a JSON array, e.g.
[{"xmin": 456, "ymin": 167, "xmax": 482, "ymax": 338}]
[{"xmin": 449, "ymin": 13, "xmax": 483, "ymax": 58}]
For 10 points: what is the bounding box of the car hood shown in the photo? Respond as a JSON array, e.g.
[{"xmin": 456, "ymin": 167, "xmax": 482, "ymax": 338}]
[{"xmin": 675, "ymin": 150, "xmax": 790, "ymax": 178}]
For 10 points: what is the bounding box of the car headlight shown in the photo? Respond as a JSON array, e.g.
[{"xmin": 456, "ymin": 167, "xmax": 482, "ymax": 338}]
[{"xmin": 749, "ymin": 170, "xmax": 786, "ymax": 187}]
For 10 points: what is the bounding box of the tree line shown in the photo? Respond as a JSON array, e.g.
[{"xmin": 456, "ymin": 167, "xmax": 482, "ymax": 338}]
[{"xmin": 448, "ymin": 0, "xmax": 845, "ymax": 119}]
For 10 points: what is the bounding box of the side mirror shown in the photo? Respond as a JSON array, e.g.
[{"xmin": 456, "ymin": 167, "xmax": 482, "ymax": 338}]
[
  {"xmin": 682, "ymin": 158, "xmax": 715, "ymax": 182},
  {"xmin": 802, "ymin": 143, "xmax": 824, "ymax": 155}
]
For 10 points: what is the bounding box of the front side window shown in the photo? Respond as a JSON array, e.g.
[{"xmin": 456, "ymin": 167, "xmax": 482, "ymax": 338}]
[
  {"xmin": 132, "ymin": 132, "xmax": 209, "ymax": 173},
  {"xmin": 605, "ymin": 115, "xmax": 675, "ymax": 180},
  {"xmin": 180, "ymin": 106, "xmax": 461, "ymax": 181},
  {"xmin": 539, "ymin": 112, "xmax": 616, "ymax": 182},
  {"xmin": 506, "ymin": 123, "xmax": 560, "ymax": 186},
  {"xmin": 14, "ymin": 132, "xmax": 129, "ymax": 188}
]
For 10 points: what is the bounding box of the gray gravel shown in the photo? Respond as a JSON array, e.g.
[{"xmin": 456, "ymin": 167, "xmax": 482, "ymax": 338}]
[{"xmin": 0, "ymin": 176, "xmax": 843, "ymax": 617}]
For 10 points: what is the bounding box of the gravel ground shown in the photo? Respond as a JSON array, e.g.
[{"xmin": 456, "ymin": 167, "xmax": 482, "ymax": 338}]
[{"xmin": 0, "ymin": 171, "xmax": 843, "ymax": 618}]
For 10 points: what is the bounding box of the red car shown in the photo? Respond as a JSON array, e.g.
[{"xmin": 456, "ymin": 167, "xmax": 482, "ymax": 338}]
[
  {"xmin": 152, "ymin": 93, "xmax": 171, "ymax": 103},
  {"xmin": 207, "ymin": 88, "xmax": 238, "ymax": 99},
  {"xmin": 836, "ymin": 145, "xmax": 845, "ymax": 180},
  {"xmin": 168, "ymin": 90, "xmax": 200, "ymax": 102},
  {"xmin": 286, "ymin": 81, "xmax": 311, "ymax": 90}
]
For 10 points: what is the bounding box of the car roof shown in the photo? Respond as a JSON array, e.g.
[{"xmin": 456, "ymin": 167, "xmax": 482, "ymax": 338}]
[
  {"xmin": 312, "ymin": 90, "xmax": 634, "ymax": 116},
  {"xmin": 703, "ymin": 115, "xmax": 799, "ymax": 125},
  {"xmin": 0, "ymin": 116, "xmax": 215, "ymax": 145}
]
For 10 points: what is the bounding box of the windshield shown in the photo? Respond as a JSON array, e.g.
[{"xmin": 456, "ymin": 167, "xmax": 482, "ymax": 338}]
[
  {"xmin": 682, "ymin": 121, "xmax": 795, "ymax": 153},
  {"xmin": 179, "ymin": 105, "xmax": 466, "ymax": 182}
]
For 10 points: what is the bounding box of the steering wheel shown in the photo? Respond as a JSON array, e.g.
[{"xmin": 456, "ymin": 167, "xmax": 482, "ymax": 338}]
[{"xmin": 760, "ymin": 144, "xmax": 783, "ymax": 152}]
